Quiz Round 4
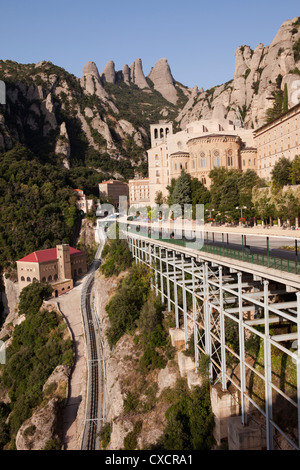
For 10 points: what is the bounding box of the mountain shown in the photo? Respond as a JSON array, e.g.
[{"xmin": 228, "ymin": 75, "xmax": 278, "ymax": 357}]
[
  {"xmin": 0, "ymin": 58, "xmax": 189, "ymax": 181},
  {"xmin": 177, "ymin": 16, "xmax": 300, "ymax": 129}
]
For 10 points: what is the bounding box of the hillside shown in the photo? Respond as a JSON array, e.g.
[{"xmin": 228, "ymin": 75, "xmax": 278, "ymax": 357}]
[{"xmin": 0, "ymin": 58, "xmax": 189, "ymax": 181}]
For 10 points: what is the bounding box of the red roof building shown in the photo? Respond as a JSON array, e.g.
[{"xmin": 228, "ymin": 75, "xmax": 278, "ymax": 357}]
[{"xmin": 17, "ymin": 244, "xmax": 87, "ymax": 297}]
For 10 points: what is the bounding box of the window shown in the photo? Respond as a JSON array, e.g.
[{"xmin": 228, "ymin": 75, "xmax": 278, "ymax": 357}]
[
  {"xmin": 42, "ymin": 277, "xmax": 46, "ymax": 282},
  {"xmin": 200, "ymin": 158, "xmax": 206, "ymax": 168},
  {"xmin": 48, "ymin": 275, "xmax": 52, "ymax": 282},
  {"xmin": 21, "ymin": 276, "xmax": 25, "ymax": 281},
  {"xmin": 27, "ymin": 277, "xmax": 31, "ymax": 282},
  {"xmin": 214, "ymin": 157, "xmax": 220, "ymax": 167}
]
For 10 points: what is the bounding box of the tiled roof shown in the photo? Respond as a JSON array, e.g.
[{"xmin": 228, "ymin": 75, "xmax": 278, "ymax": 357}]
[{"xmin": 17, "ymin": 247, "xmax": 82, "ymax": 263}]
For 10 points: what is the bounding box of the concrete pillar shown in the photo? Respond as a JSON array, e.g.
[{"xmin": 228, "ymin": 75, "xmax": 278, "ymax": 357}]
[
  {"xmin": 210, "ymin": 385, "xmax": 240, "ymax": 445},
  {"xmin": 227, "ymin": 416, "xmax": 266, "ymax": 450}
]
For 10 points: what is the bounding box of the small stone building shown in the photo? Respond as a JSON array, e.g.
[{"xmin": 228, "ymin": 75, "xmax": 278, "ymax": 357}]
[{"xmin": 17, "ymin": 244, "xmax": 87, "ymax": 297}]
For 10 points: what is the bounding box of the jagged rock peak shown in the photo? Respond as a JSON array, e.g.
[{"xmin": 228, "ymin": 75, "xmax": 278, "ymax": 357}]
[
  {"xmin": 101, "ymin": 60, "xmax": 116, "ymax": 84},
  {"xmin": 129, "ymin": 58, "xmax": 149, "ymax": 89},
  {"xmin": 82, "ymin": 61, "xmax": 101, "ymax": 81},
  {"xmin": 122, "ymin": 64, "xmax": 130, "ymax": 85},
  {"xmin": 148, "ymin": 58, "xmax": 178, "ymax": 104}
]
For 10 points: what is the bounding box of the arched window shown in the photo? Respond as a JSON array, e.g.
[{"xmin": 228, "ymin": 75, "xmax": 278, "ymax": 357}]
[
  {"xmin": 42, "ymin": 277, "xmax": 46, "ymax": 283},
  {"xmin": 21, "ymin": 276, "xmax": 25, "ymax": 281},
  {"xmin": 48, "ymin": 275, "xmax": 52, "ymax": 282},
  {"xmin": 160, "ymin": 128, "xmax": 164, "ymax": 139},
  {"xmin": 154, "ymin": 128, "xmax": 158, "ymax": 139},
  {"xmin": 54, "ymin": 274, "xmax": 58, "ymax": 281},
  {"xmin": 33, "ymin": 277, "xmax": 37, "ymax": 282},
  {"xmin": 27, "ymin": 277, "xmax": 31, "ymax": 282}
]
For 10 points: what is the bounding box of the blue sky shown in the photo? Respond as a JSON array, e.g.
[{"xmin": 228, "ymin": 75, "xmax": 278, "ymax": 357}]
[{"xmin": 1, "ymin": 0, "xmax": 299, "ymax": 90}]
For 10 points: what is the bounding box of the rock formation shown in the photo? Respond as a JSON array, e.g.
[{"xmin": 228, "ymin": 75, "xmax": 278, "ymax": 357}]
[
  {"xmin": 101, "ymin": 60, "xmax": 116, "ymax": 84},
  {"xmin": 80, "ymin": 61, "xmax": 108, "ymax": 100},
  {"xmin": 148, "ymin": 58, "xmax": 178, "ymax": 104},
  {"xmin": 55, "ymin": 122, "xmax": 71, "ymax": 169},
  {"xmin": 177, "ymin": 16, "xmax": 300, "ymax": 129},
  {"xmin": 129, "ymin": 58, "xmax": 149, "ymax": 89},
  {"xmin": 122, "ymin": 64, "xmax": 130, "ymax": 85}
]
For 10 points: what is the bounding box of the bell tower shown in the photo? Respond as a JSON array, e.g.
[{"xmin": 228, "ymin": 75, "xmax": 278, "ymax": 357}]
[{"xmin": 57, "ymin": 244, "xmax": 72, "ymax": 280}]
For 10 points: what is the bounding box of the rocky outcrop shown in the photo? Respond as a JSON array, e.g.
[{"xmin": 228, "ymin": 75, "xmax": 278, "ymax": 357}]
[
  {"xmin": 122, "ymin": 64, "xmax": 130, "ymax": 85},
  {"xmin": 101, "ymin": 60, "xmax": 116, "ymax": 84},
  {"xmin": 41, "ymin": 93, "xmax": 57, "ymax": 136},
  {"xmin": 129, "ymin": 58, "xmax": 149, "ymax": 89},
  {"xmin": 55, "ymin": 122, "xmax": 71, "ymax": 169},
  {"xmin": 177, "ymin": 16, "xmax": 300, "ymax": 130},
  {"xmin": 15, "ymin": 365, "xmax": 70, "ymax": 450},
  {"xmin": 81, "ymin": 61, "xmax": 108, "ymax": 100},
  {"xmin": 148, "ymin": 58, "xmax": 178, "ymax": 104}
]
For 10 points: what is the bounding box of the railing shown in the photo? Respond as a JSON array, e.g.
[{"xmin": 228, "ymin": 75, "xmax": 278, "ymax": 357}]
[{"xmin": 123, "ymin": 224, "xmax": 300, "ymax": 275}]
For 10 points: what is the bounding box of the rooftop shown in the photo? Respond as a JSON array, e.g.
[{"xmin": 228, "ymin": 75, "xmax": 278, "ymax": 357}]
[{"xmin": 17, "ymin": 246, "xmax": 82, "ymax": 263}]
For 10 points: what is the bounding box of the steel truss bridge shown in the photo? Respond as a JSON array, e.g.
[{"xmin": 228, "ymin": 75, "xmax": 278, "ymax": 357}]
[{"xmin": 126, "ymin": 228, "xmax": 300, "ymax": 451}]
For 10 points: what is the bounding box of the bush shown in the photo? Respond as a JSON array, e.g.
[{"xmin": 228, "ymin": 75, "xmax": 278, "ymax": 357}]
[
  {"xmin": 100, "ymin": 238, "xmax": 133, "ymax": 277},
  {"xmin": 123, "ymin": 421, "xmax": 142, "ymax": 450},
  {"xmin": 139, "ymin": 346, "xmax": 167, "ymax": 373},
  {"xmin": 99, "ymin": 423, "xmax": 111, "ymax": 450},
  {"xmin": 105, "ymin": 264, "xmax": 151, "ymax": 347},
  {"xmin": 18, "ymin": 282, "xmax": 53, "ymax": 316},
  {"xmin": 43, "ymin": 438, "xmax": 61, "ymax": 450},
  {"xmin": 156, "ymin": 381, "xmax": 215, "ymax": 450}
]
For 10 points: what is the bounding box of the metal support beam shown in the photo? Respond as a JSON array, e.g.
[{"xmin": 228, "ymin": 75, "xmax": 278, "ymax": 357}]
[
  {"xmin": 238, "ymin": 272, "xmax": 247, "ymax": 425},
  {"xmin": 264, "ymin": 280, "xmax": 273, "ymax": 450}
]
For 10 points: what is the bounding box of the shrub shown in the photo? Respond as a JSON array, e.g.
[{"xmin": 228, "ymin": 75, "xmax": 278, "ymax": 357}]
[
  {"xmin": 100, "ymin": 238, "xmax": 133, "ymax": 277},
  {"xmin": 123, "ymin": 421, "xmax": 142, "ymax": 450},
  {"xmin": 123, "ymin": 391, "xmax": 139, "ymax": 413},
  {"xmin": 105, "ymin": 264, "xmax": 151, "ymax": 347},
  {"xmin": 139, "ymin": 346, "xmax": 167, "ymax": 373},
  {"xmin": 99, "ymin": 423, "xmax": 111, "ymax": 450},
  {"xmin": 43, "ymin": 438, "xmax": 61, "ymax": 450}
]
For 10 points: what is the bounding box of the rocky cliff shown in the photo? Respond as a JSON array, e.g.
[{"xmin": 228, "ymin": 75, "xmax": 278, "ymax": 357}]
[{"xmin": 177, "ymin": 16, "xmax": 300, "ymax": 130}]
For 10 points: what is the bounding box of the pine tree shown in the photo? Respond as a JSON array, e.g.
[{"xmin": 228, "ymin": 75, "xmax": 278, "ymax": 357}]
[{"xmin": 170, "ymin": 170, "xmax": 192, "ymax": 208}]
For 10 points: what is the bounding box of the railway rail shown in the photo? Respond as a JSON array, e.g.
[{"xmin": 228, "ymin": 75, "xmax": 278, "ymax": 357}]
[{"xmin": 81, "ymin": 239, "xmax": 105, "ymax": 450}]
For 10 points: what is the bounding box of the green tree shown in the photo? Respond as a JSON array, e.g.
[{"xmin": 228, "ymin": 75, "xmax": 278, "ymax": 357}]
[
  {"xmin": 290, "ymin": 155, "xmax": 300, "ymax": 185},
  {"xmin": 170, "ymin": 170, "xmax": 192, "ymax": 208},
  {"xmin": 271, "ymin": 157, "xmax": 292, "ymax": 187}
]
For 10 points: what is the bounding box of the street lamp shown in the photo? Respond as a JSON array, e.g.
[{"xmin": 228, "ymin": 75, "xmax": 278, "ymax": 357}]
[
  {"xmin": 206, "ymin": 208, "xmax": 215, "ymax": 219},
  {"xmin": 236, "ymin": 206, "xmax": 247, "ymax": 226}
]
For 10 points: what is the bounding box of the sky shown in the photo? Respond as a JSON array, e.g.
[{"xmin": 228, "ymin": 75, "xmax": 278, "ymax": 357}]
[{"xmin": 0, "ymin": 0, "xmax": 299, "ymax": 91}]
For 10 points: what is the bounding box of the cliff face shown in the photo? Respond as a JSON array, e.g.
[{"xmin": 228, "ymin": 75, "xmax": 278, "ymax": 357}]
[{"xmin": 177, "ymin": 17, "xmax": 300, "ymax": 129}]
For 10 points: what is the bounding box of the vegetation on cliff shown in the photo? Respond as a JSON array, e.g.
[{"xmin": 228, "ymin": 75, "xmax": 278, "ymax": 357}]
[
  {"xmin": 99, "ymin": 237, "xmax": 215, "ymax": 450},
  {"xmin": 0, "ymin": 282, "xmax": 73, "ymax": 449}
]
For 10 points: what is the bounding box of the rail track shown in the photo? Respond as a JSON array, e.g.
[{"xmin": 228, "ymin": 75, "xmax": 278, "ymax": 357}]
[{"xmin": 81, "ymin": 240, "xmax": 105, "ymax": 450}]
